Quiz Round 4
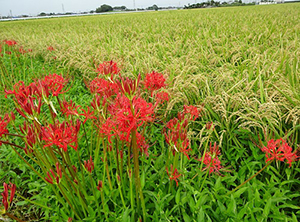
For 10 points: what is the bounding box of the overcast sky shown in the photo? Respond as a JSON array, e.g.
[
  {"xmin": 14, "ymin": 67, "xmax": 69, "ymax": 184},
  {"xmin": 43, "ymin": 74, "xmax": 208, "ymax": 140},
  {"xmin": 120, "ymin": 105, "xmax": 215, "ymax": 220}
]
[{"xmin": 0, "ymin": 0, "xmax": 198, "ymax": 16}]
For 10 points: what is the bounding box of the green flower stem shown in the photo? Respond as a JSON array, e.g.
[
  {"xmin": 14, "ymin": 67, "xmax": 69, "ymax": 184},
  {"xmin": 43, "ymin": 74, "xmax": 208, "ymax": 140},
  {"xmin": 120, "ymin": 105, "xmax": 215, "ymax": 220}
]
[
  {"xmin": 115, "ymin": 138, "xmax": 121, "ymax": 180},
  {"xmin": 49, "ymin": 148, "xmax": 77, "ymax": 191},
  {"xmin": 47, "ymin": 149, "xmax": 82, "ymax": 215},
  {"xmin": 102, "ymin": 139, "xmax": 113, "ymax": 190},
  {"xmin": 117, "ymin": 174, "xmax": 126, "ymax": 208},
  {"xmin": 129, "ymin": 169, "xmax": 135, "ymax": 214},
  {"xmin": 199, "ymin": 162, "xmax": 211, "ymax": 193},
  {"xmin": 198, "ymin": 133, "xmax": 212, "ymax": 185},
  {"xmin": 58, "ymin": 184, "xmax": 82, "ymax": 219},
  {"xmin": 76, "ymin": 147, "xmax": 87, "ymax": 189},
  {"xmin": 64, "ymin": 150, "xmax": 89, "ymax": 213},
  {"xmin": 100, "ymin": 189, "xmax": 109, "ymax": 221},
  {"xmin": 131, "ymin": 129, "xmax": 146, "ymax": 221},
  {"xmin": 227, "ymin": 160, "xmax": 274, "ymax": 196},
  {"xmin": 48, "ymin": 104, "xmax": 56, "ymax": 124},
  {"xmin": 75, "ymin": 188, "xmax": 88, "ymax": 218},
  {"xmin": 88, "ymin": 174, "xmax": 102, "ymax": 218}
]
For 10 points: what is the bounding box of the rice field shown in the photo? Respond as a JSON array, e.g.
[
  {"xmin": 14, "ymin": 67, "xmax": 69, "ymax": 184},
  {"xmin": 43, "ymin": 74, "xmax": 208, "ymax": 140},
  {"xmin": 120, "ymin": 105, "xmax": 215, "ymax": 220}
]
[{"xmin": 0, "ymin": 3, "xmax": 300, "ymax": 221}]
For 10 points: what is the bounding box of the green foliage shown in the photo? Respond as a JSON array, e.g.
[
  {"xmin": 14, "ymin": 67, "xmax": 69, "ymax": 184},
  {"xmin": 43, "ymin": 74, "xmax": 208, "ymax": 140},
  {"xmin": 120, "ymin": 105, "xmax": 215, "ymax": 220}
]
[{"xmin": 96, "ymin": 4, "xmax": 113, "ymax": 13}]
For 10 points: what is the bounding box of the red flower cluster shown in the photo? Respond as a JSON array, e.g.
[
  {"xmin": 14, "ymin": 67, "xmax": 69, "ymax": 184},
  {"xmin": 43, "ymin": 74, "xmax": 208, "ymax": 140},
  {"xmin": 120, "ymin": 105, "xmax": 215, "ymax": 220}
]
[
  {"xmin": 184, "ymin": 105, "xmax": 200, "ymax": 121},
  {"xmin": 261, "ymin": 139, "xmax": 298, "ymax": 167},
  {"xmin": 201, "ymin": 142, "xmax": 222, "ymax": 174},
  {"xmin": 1, "ymin": 182, "xmax": 16, "ymax": 212},
  {"xmin": 136, "ymin": 132, "xmax": 150, "ymax": 157},
  {"xmin": 166, "ymin": 165, "xmax": 181, "ymax": 186},
  {"xmin": 0, "ymin": 114, "xmax": 10, "ymax": 146},
  {"xmin": 98, "ymin": 94, "xmax": 154, "ymax": 143},
  {"xmin": 164, "ymin": 113, "xmax": 191, "ymax": 159},
  {"xmin": 144, "ymin": 71, "xmax": 167, "ymax": 94},
  {"xmin": 89, "ymin": 77, "xmax": 119, "ymax": 98},
  {"xmin": 116, "ymin": 74, "xmax": 141, "ymax": 97},
  {"xmin": 155, "ymin": 92, "xmax": 169, "ymax": 107},
  {"xmin": 42, "ymin": 120, "xmax": 80, "ymax": 152},
  {"xmin": 5, "ymin": 74, "xmax": 68, "ymax": 120},
  {"xmin": 61, "ymin": 100, "xmax": 81, "ymax": 117},
  {"xmin": 84, "ymin": 156, "xmax": 94, "ymax": 173},
  {"xmin": 96, "ymin": 60, "xmax": 120, "ymax": 78},
  {"xmin": 80, "ymin": 107, "xmax": 97, "ymax": 124},
  {"xmin": 42, "ymin": 74, "xmax": 68, "ymax": 96},
  {"xmin": 47, "ymin": 46, "xmax": 54, "ymax": 51},
  {"xmin": 4, "ymin": 40, "xmax": 17, "ymax": 46},
  {"xmin": 113, "ymin": 95, "xmax": 154, "ymax": 141},
  {"xmin": 5, "ymin": 81, "xmax": 36, "ymax": 101},
  {"xmin": 19, "ymin": 123, "xmax": 42, "ymax": 154},
  {"xmin": 45, "ymin": 162, "xmax": 63, "ymax": 184},
  {"xmin": 97, "ymin": 180, "xmax": 103, "ymax": 191}
]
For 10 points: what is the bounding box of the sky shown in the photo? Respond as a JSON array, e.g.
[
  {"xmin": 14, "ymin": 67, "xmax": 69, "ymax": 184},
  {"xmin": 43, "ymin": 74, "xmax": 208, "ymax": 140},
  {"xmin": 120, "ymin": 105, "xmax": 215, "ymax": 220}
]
[{"xmin": 0, "ymin": 0, "xmax": 199, "ymax": 16}]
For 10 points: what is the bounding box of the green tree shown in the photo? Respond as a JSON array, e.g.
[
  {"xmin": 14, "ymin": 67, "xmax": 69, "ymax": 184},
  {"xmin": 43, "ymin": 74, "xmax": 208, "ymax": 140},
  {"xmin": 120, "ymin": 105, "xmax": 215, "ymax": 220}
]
[
  {"xmin": 153, "ymin": 4, "xmax": 159, "ymax": 11},
  {"xmin": 96, "ymin": 4, "xmax": 113, "ymax": 13}
]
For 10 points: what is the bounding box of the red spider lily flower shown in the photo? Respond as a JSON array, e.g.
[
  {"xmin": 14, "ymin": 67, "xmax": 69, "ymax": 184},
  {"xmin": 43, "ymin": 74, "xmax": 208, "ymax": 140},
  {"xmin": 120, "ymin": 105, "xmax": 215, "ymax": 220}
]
[
  {"xmin": 113, "ymin": 95, "xmax": 154, "ymax": 141},
  {"xmin": 1, "ymin": 182, "xmax": 16, "ymax": 212},
  {"xmin": 5, "ymin": 81, "xmax": 41, "ymax": 104},
  {"xmin": 91, "ymin": 94, "xmax": 107, "ymax": 111},
  {"xmin": 206, "ymin": 122, "xmax": 215, "ymax": 130},
  {"xmin": 16, "ymin": 96, "xmax": 42, "ymax": 117},
  {"xmin": 56, "ymin": 162, "xmax": 62, "ymax": 180},
  {"xmin": 84, "ymin": 156, "xmax": 94, "ymax": 173},
  {"xmin": 136, "ymin": 132, "xmax": 150, "ymax": 157},
  {"xmin": 98, "ymin": 118, "xmax": 116, "ymax": 143},
  {"xmin": 42, "ymin": 120, "xmax": 80, "ymax": 152},
  {"xmin": 179, "ymin": 139, "xmax": 192, "ymax": 160},
  {"xmin": 96, "ymin": 60, "xmax": 120, "ymax": 79},
  {"xmin": 30, "ymin": 80, "xmax": 50, "ymax": 99},
  {"xmin": 164, "ymin": 116, "xmax": 190, "ymax": 156},
  {"xmin": 0, "ymin": 114, "xmax": 10, "ymax": 145},
  {"xmin": 47, "ymin": 46, "xmax": 54, "ymax": 51},
  {"xmin": 61, "ymin": 100, "xmax": 81, "ymax": 117},
  {"xmin": 89, "ymin": 77, "xmax": 119, "ymax": 97},
  {"xmin": 19, "ymin": 47, "xmax": 26, "ymax": 54},
  {"xmin": 144, "ymin": 71, "xmax": 167, "ymax": 95},
  {"xmin": 184, "ymin": 105, "xmax": 200, "ymax": 121},
  {"xmin": 19, "ymin": 123, "xmax": 41, "ymax": 154},
  {"xmin": 41, "ymin": 74, "xmax": 68, "ymax": 96},
  {"xmin": 166, "ymin": 165, "xmax": 181, "ymax": 186},
  {"xmin": 97, "ymin": 180, "xmax": 103, "ymax": 191},
  {"xmin": 72, "ymin": 165, "xmax": 77, "ymax": 173},
  {"xmin": 200, "ymin": 142, "xmax": 222, "ymax": 174},
  {"xmin": 45, "ymin": 163, "xmax": 63, "ymax": 184},
  {"xmin": 154, "ymin": 91, "xmax": 169, "ymax": 107},
  {"xmin": 99, "ymin": 118, "xmax": 117, "ymax": 143},
  {"xmin": 261, "ymin": 139, "xmax": 298, "ymax": 167},
  {"xmin": 10, "ymin": 112, "xmax": 15, "ymax": 121},
  {"xmin": 80, "ymin": 107, "xmax": 97, "ymax": 124},
  {"xmin": 116, "ymin": 74, "xmax": 141, "ymax": 98},
  {"xmin": 117, "ymin": 148, "xmax": 124, "ymax": 159},
  {"xmin": 4, "ymin": 40, "xmax": 17, "ymax": 46}
]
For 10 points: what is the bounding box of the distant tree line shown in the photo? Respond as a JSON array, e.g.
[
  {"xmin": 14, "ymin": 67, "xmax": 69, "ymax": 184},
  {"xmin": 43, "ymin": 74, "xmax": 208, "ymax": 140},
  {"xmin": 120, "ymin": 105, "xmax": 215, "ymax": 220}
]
[
  {"xmin": 184, "ymin": 0, "xmax": 255, "ymax": 9},
  {"xmin": 94, "ymin": 4, "xmax": 161, "ymax": 13},
  {"xmin": 35, "ymin": 4, "xmax": 177, "ymax": 18}
]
